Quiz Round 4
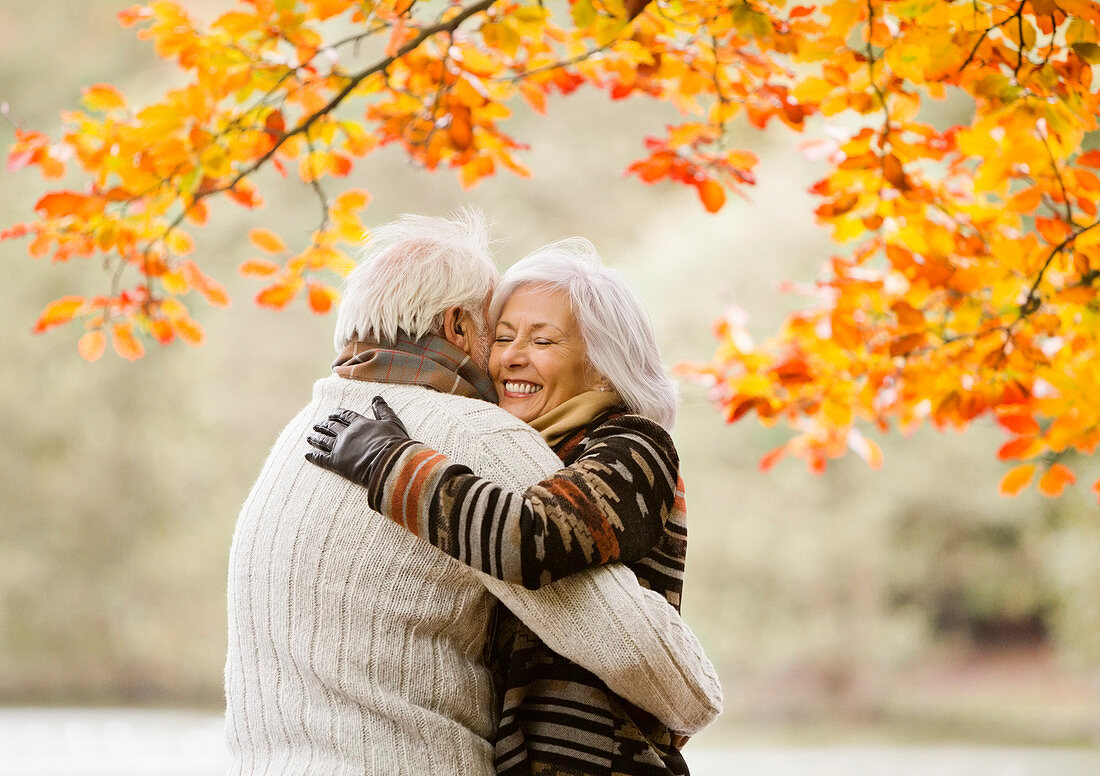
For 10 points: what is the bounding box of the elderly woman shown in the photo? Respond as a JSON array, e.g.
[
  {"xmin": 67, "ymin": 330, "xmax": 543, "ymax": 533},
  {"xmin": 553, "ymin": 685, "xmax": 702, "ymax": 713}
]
[{"xmin": 308, "ymin": 238, "xmax": 699, "ymax": 776}]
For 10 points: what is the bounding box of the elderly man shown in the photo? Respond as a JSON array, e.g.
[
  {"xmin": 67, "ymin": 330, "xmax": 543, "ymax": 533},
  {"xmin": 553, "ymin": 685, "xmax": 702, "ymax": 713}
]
[{"xmin": 224, "ymin": 211, "xmax": 721, "ymax": 775}]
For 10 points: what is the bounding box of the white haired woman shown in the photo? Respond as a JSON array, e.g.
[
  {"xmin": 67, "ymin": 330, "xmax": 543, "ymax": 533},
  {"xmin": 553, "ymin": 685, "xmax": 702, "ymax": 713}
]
[{"xmin": 308, "ymin": 238, "xmax": 705, "ymax": 776}]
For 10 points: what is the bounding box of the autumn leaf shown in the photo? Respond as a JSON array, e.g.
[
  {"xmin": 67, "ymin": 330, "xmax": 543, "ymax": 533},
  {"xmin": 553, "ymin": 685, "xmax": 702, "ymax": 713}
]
[
  {"xmin": 307, "ymin": 282, "xmax": 338, "ymax": 314},
  {"xmin": 33, "ymin": 296, "xmax": 85, "ymax": 333},
  {"xmin": 1038, "ymin": 464, "xmax": 1076, "ymax": 498},
  {"xmin": 77, "ymin": 330, "xmax": 107, "ymax": 362},
  {"xmin": 249, "ymin": 229, "xmax": 287, "ymax": 254},
  {"xmin": 111, "ymin": 322, "xmax": 144, "ymax": 361},
  {"xmin": 239, "ymin": 259, "xmax": 280, "ymax": 277},
  {"xmin": 999, "ymin": 464, "xmax": 1036, "ymax": 497},
  {"xmin": 256, "ymin": 281, "xmax": 300, "ymax": 309},
  {"xmin": 81, "ymin": 83, "xmax": 127, "ymax": 112},
  {"xmin": 696, "ymin": 179, "xmax": 726, "ymax": 213}
]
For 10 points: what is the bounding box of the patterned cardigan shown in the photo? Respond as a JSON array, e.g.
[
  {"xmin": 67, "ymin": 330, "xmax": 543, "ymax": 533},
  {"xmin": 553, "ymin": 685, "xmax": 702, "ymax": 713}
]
[{"xmin": 365, "ymin": 408, "xmax": 691, "ymax": 776}]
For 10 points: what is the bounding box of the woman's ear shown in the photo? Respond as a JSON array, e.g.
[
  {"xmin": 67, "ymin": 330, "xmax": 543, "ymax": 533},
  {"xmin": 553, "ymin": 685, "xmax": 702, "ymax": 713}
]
[{"xmin": 590, "ymin": 372, "xmax": 613, "ymax": 393}]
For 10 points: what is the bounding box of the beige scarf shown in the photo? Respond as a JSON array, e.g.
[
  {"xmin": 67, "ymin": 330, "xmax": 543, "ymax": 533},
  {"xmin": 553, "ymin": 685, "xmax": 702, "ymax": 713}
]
[{"xmin": 529, "ymin": 390, "xmax": 627, "ymax": 448}]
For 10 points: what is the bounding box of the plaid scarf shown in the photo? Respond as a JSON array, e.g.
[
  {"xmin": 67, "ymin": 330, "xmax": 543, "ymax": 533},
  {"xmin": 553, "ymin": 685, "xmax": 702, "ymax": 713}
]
[{"xmin": 333, "ymin": 331, "xmax": 497, "ymax": 403}]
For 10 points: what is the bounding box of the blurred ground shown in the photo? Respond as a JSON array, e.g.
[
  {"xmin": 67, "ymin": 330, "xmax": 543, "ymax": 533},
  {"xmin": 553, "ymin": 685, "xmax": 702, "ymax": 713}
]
[{"xmin": 2, "ymin": 708, "xmax": 1097, "ymax": 776}]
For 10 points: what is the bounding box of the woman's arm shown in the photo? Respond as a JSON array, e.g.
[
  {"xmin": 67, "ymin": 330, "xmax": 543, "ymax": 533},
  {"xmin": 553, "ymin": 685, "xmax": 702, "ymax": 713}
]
[{"xmin": 307, "ymin": 401, "xmax": 679, "ymax": 589}]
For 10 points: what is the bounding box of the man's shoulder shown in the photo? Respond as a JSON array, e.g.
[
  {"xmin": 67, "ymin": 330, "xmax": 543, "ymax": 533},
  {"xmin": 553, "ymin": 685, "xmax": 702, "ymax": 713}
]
[{"xmin": 312, "ymin": 376, "xmax": 558, "ymax": 474}]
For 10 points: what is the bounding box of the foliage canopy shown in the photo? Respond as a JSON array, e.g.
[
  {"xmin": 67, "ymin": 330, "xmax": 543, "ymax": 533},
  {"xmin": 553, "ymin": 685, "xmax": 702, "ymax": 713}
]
[{"xmin": 6, "ymin": 0, "xmax": 1100, "ymax": 499}]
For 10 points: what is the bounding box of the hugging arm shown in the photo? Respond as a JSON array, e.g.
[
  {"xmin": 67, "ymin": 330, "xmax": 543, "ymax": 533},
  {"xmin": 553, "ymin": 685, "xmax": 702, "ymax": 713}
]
[
  {"xmin": 307, "ymin": 398, "xmax": 678, "ymax": 589},
  {"xmin": 481, "ymin": 564, "xmax": 722, "ymax": 737}
]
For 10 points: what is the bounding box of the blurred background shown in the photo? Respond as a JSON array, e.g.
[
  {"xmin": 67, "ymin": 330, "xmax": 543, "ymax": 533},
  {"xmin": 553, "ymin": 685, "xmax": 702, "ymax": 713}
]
[{"xmin": 2, "ymin": 0, "xmax": 1099, "ymax": 771}]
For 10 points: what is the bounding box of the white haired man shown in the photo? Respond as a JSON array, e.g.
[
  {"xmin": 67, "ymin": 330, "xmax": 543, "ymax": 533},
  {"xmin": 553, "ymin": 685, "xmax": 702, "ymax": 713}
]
[{"xmin": 224, "ymin": 211, "xmax": 721, "ymax": 775}]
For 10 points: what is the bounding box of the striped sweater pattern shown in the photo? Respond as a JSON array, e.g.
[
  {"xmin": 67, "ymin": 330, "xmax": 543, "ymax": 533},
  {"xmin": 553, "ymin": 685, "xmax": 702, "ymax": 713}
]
[{"xmin": 365, "ymin": 410, "xmax": 692, "ymax": 775}]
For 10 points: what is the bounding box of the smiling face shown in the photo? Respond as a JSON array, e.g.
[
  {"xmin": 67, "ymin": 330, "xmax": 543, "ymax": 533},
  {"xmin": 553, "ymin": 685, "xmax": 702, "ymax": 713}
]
[{"xmin": 490, "ymin": 285, "xmax": 598, "ymax": 423}]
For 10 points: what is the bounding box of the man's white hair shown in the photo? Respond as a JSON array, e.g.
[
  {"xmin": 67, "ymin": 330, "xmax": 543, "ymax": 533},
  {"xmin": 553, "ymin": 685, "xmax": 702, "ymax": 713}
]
[
  {"xmin": 491, "ymin": 238, "xmax": 679, "ymax": 432},
  {"xmin": 334, "ymin": 209, "xmax": 498, "ymax": 350}
]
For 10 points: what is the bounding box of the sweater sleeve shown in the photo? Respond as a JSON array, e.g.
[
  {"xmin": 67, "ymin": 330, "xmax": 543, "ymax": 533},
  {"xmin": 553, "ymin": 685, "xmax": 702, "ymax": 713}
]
[
  {"xmin": 479, "ymin": 565, "xmax": 723, "ymax": 736},
  {"xmin": 365, "ymin": 415, "xmax": 679, "ymax": 589}
]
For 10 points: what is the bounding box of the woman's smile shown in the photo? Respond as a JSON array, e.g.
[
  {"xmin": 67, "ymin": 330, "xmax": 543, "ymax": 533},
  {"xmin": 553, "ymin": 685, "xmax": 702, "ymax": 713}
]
[{"xmin": 490, "ymin": 285, "xmax": 597, "ymax": 423}]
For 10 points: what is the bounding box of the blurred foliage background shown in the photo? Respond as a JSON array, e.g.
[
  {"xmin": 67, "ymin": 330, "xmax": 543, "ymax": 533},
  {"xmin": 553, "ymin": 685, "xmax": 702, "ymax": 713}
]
[{"xmin": 1, "ymin": 0, "xmax": 1098, "ymax": 746}]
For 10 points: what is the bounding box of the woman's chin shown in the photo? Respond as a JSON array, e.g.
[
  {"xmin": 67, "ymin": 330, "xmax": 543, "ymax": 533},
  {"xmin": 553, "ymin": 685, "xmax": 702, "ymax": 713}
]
[{"xmin": 499, "ymin": 396, "xmax": 540, "ymax": 422}]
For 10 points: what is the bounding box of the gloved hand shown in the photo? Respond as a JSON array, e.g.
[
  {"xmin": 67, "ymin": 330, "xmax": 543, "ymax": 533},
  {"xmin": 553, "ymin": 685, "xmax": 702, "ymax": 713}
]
[{"xmin": 305, "ymin": 396, "xmax": 412, "ymax": 487}]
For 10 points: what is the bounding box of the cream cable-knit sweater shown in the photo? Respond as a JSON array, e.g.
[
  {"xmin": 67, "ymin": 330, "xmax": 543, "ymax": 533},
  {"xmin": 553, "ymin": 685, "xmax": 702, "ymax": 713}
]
[{"xmin": 225, "ymin": 376, "xmax": 721, "ymax": 775}]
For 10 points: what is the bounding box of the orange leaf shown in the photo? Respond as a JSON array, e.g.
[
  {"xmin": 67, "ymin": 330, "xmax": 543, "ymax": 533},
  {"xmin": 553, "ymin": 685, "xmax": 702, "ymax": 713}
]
[
  {"xmin": 111, "ymin": 322, "xmax": 144, "ymax": 361},
  {"xmin": 998, "ymin": 464, "xmax": 1035, "ymax": 496},
  {"xmin": 1078, "ymin": 149, "xmax": 1100, "ymax": 168},
  {"xmin": 307, "ymin": 282, "xmax": 337, "ymax": 314},
  {"xmin": 186, "ymin": 200, "xmax": 209, "ymax": 226},
  {"xmin": 759, "ymin": 444, "xmax": 788, "ymax": 472},
  {"xmin": 34, "ymin": 296, "xmax": 85, "ymax": 333},
  {"xmin": 239, "ymin": 258, "xmax": 280, "ymax": 277},
  {"xmin": 995, "ymin": 412, "xmax": 1040, "ymax": 435},
  {"xmin": 118, "ymin": 5, "xmax": 152, "ymax": 27},
  {"xmin": 1008, "ymin": 186, "xmax": 1042, "ymax": 212},
  {"xmin": 256, "ymin": 282, "xmax": 299, "ymax": 309},
  {"xmin": 329, "ymin": 153, "xmax": 352, "ymax": 177},
  {"xmin": 77, "ymin": 330, "xmax": 106, "ymax": 362},
  {"xmin": 249, "ymin": 228, "xmax": 287, "ymax": 254},
  {"xmin": 150, "ymin": 319, "xmax": 175, "ymax": 344},
  {"xmin": 34, "ymin": 191, "xmax": 92, "ymax": 218},
  {"xmin": 174, "ymin": 316, "xmax": 205, "ymax": 346},
  {"xmin": 81, "ymin": 83, "xmax": 127, "ymax": 112},
  {"xmin": 997, "ymin": 436, "xmax": 1042, "ymax": 460},
  {"xmin": 1038, "ymin": 464, "xmax": 1076, "ymax": 497},
  {"xmin": 696, "ymin": 179, "xmax": 726, "ymax": 213},
  {"xmin": 202, "ymin": 282, "xmax": 230, "ymax": 308}
]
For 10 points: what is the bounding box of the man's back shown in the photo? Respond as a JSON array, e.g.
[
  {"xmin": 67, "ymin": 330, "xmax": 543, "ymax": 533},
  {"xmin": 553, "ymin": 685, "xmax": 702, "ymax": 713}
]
[{"xmin": 226, "ymin": 376, "xmax": 563, "ymax": 775}]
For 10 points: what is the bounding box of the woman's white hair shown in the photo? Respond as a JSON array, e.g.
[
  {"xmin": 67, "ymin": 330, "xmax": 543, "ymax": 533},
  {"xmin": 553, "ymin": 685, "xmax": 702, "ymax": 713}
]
[
  {"xmin": 491, "ymin": 238, "xmax": 679, "ymax": 431},
  {"xmin": 334, "ymin": 209, "xmax": 498, "ymax": 350}
]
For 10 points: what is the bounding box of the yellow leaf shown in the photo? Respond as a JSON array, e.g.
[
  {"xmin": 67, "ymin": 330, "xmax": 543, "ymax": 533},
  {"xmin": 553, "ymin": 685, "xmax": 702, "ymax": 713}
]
[
  {"xmin": 34, "ymin": 296, "xmax": 85, "ymax": 333},
  {"xmin": 165, "ymin": 228, "xmax": 194, "ymax": 256},
  {"xmin": 81, "ymin": 83, "xmax": 127, "ymax": 112},
  {"xmin": 162, "ymin": 270, "xmax": 188, "ymax": 295},
  {"xmin": 249, "ymin": 228, "xmax": 287, "ymax": 254}
]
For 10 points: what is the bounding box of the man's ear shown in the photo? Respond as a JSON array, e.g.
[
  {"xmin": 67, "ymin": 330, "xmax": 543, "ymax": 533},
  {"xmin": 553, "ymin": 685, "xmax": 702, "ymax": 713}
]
[{"xmin": 442, "ymin": 305, "xmax": 472, "ymax": 353}]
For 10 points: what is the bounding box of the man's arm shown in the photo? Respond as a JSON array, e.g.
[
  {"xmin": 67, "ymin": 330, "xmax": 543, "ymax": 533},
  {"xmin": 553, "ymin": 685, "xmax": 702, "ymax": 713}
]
[{"xmin": 479, "ymin": 565, "xmax": 722, "ymax": 737}]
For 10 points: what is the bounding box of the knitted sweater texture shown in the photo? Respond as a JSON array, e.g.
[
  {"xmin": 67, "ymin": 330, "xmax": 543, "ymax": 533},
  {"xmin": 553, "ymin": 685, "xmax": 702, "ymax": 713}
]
[{"xmin": 225, "ymin": 376, "xmax": 722, "ymax": 775}]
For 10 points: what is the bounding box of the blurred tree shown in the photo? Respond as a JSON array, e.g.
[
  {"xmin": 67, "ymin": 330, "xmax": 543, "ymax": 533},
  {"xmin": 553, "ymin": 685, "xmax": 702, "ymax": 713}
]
[{"xmin": 5, "ymin": 0, "xmax": 1100, "ymax": 499}]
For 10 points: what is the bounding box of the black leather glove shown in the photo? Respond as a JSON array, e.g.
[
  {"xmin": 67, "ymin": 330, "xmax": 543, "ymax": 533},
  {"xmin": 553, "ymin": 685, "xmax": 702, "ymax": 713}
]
[{"xmin": 305, "ymin": 396, "xmax": 412, "ymax": 488}]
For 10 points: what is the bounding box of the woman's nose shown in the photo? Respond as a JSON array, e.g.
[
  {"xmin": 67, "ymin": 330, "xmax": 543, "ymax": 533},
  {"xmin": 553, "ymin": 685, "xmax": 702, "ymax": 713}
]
[{"xmin": 501, "ymin": 340, "xmax": 528, "ymax": 366}]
